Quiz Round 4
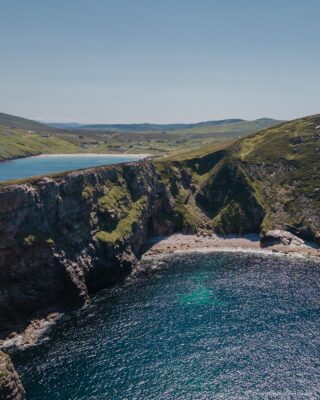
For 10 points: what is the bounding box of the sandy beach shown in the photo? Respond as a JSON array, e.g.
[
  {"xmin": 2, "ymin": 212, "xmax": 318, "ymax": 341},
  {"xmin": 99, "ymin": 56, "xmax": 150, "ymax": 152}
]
[{"xmin": 142, "ymin": 233, "xmax": 320, "ymax": 261}]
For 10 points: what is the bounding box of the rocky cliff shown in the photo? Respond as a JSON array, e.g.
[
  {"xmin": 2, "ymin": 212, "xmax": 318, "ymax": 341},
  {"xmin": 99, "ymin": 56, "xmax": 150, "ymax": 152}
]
[
  {"xmin": 0, "ymin": 351, "xmax": 25, "ymax": 399},
  {"xmin": 0, "ymin": 114, "xmax": 319, "ymax": 397},
  {"xmin": 1, "ymin": 115, "xmax": 320, "ymax": 339},
  {"xmin": 0, "ymin": 162, "xmax": 169, "ymax": 339}
]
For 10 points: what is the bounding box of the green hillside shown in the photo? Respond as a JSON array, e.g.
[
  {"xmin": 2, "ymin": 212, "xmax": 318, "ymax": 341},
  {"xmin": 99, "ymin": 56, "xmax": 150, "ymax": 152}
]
[
  {"xmin": 173, "ymin": 118, "xmax": 282, "ymax": 137},
  {"xmin": 0, "ymin": 112, "xmax": 283, "ymax": 161},
  {"xmin": 0, "ymin": 131, "xmax": 80, "ymax": 161},
  {"xmin": 60, "ymin": 118, "xmax": 246, "ymax": 132},
  {"xmin": 0, "ymin": 112, "xmax": 80, "ymax": 160},
  {"xmin": 158, "ymin": 114, "xmax": 320, "ymax": 241},
  {"xmin": 48, "ymin": 118, "xmax": 281, "ymax": 134},
  {"xmin": 0, "ymin": 112, "xmax": 50, "ymax": 131}
]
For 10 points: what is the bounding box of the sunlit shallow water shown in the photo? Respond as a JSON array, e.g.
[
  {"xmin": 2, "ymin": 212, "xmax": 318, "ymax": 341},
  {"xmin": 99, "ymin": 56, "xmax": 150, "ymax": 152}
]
[
  {"xmin": 0, "ymin": 154, "xmax": 145, "ymax": 181},
  {"xmin": 12, "ymin": 253, "xmax": 320, "ymax": 399}
]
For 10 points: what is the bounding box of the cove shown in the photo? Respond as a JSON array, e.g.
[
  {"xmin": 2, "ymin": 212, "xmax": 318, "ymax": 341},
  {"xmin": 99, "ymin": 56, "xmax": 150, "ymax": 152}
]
[
  {"xmin": 0, "ymin": 154, "xmax": 146, "ymax": 181},
  {"xmin": 12, "ymin": 252, "xmax": 320, "ymax": 399}
]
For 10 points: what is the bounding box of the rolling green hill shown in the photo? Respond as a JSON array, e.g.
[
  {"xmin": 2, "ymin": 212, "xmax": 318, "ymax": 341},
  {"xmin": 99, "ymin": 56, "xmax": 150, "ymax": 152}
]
[
  {"xmin": 50, "ymin": 118, "xmax": 246, "ymax": 132},
  {"xmin": 0, "ymin": 112, "xmax": 51, "ymax": 131},
  {"xmin": 172, "ymin": 118, "xmax": 282, "ymax": 137},
  {"xmin": 0, "ymin": 113, "xmax": 80, "ymax": 161},
  {"xmin": 158, "ymin": 114, "xmax": 320, "ymax": 241},
  {"xmin": 47, "ymin": 117, "xmax": 282, "ymax": 135},
  {"xmin": 0, "ymin": 111, "xmax": 283, "ymax": 161}
]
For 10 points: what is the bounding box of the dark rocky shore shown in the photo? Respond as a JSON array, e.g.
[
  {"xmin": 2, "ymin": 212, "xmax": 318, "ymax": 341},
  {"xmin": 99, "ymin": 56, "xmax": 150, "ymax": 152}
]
[{"xmin": 0, "ymin": 352, "xmax": 25, "ymax": 399}]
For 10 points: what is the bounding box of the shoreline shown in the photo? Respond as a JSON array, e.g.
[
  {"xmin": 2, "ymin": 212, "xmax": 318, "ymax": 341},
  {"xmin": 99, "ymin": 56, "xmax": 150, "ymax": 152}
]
[
  {"xmin": 1, "ymin": 233, "xmax": 319, "ymax": 353},
  {"xmin": 0, "ymin": 153, "xmax": 152, "ymax": 162},
  {"xmin": 32, "ymin": 153, "xmax": 151, "ymax": 158},
  {"xmin": 142, "ymin": 233, "xmax": 320, "ymax": 261}
]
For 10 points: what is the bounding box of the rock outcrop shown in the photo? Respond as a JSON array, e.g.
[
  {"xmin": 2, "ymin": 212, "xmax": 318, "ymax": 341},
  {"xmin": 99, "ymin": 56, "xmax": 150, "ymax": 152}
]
[
  {"xmin": 0, "ymin": 351, "xmax": 25, "ymax": 400},
  {"xmin": 260, "ymin": 230, "xmax": 307, "ymax": 247}
]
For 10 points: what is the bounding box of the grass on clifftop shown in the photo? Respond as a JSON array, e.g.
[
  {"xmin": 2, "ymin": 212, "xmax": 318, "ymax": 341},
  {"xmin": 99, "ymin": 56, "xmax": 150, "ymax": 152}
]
[
  {"xmin": 235, "ymin": 115, "xmax": 320, "ymax": 162},
  {"xmin": 159, "ymin": 141, "xmax": 232, "ymax": 162},
  {"xmin": 158, "ymin": 113, "xmax": 320, "ymax": 238}
]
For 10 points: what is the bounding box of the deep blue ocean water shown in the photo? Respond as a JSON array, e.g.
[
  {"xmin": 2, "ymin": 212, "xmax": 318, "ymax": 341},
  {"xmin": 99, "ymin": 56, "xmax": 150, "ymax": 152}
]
[
  {"xmin": 12, "ymin": 253, "xmax": 320, "ymax": 399},
  {"xmin": 0, "ymin": 154, "xmax": 144, "ymax": 181}
]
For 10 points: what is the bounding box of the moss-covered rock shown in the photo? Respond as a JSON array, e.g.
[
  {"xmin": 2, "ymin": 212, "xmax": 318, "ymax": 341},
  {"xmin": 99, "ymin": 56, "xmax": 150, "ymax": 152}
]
[{"xmin": 95, "ymin": 196, "xmax": 147, "ymax": 245}]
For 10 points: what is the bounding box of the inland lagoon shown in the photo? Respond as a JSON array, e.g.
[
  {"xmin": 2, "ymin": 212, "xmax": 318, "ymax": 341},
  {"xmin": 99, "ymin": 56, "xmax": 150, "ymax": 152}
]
[{"xmin": 0, "ymin": 154, "xmax": 147, "ymax": 181}]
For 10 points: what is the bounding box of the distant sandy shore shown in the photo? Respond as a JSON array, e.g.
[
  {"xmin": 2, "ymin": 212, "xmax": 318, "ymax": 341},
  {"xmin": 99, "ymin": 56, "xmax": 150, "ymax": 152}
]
[
  {"xmin": 32, "ymin": 153, "xmax": 151, "ymax": 158},
  {"xmin": 142, "ymin": 233, "xmax": 320, "ymax": 261}
]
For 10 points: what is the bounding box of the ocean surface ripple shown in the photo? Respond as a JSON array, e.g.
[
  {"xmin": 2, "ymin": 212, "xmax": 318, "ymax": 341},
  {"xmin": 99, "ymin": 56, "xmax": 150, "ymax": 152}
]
[{"xmin": 13, "ymin": 252, "xmax": 320, "ymax": 399}]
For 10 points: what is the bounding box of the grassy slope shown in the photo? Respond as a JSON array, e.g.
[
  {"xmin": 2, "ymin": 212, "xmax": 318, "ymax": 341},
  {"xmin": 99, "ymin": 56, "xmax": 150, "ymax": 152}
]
[
  {"xmin": 234, "ymin": 115, "xmax": 320, "ymax": 230},
  {"xmin": 0, "ymin": 131, "xmax": 80, "ymax": 160},
  {"xmin": 234, "ymin": 115, "xmax": 320, "ymax": 196},
  {"xmin": 172, "ymin": 118, "xmax": 283, "ymax": 136},
  {"xmin": 0, "ymin": 112, "xmax": 283, "ymax": 161},
  {"xmin": 0, "ymin": 113, "xmax": 81, "ymax": 160},
  {"xmin": 158, "ymin": 114, "xmax": 320, "ymax": 240},
  {"xmin": 160, "ymin": 141, "xmax": 232, "ymax": 162},
  {"xmin": 0, "ymin": 112, "xmax": 49, "ymax": 131}
]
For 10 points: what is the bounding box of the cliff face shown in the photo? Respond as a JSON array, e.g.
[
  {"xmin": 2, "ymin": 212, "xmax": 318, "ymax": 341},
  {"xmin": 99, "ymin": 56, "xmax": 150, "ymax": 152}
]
[
  {"xmin": 0, "ymin": 159, "xmax": 204, "ymax": 339},
  {"xmin": 0, "ymin": 161, "xmax": 173, "ymax": 338},
  {"xmin": 0, "ymin": 351, "xmax": 25, "ymax": 399}
]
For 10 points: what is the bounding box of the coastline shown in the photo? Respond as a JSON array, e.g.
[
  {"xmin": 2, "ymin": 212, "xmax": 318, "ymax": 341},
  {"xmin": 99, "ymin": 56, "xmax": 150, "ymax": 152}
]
[
  {"xmin": 1, "ymin": 233, "xmax": 319, "ymax": 353},
  {"xmin": 142, "ymin": 233, "xmax": 320, "ymax": 261},
  {"xmin": 31, "ymin": 153, "xmax": 151, "ymax": 158}
]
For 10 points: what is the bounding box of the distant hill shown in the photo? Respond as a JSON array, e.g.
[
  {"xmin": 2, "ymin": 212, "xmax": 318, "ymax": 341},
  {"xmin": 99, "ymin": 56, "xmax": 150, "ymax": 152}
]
[
  {"xmin": 0, "ymin": 111, "xmax": 284, "ymax": 161},
  {"xmin": 46, "ymin": 118, "xmax": 284, "ymax": 133},
  {"xmin": 45, "ymin": 122, "xmax": 84, "ymax": 130},
  {"xmin": 46, "ymin": 119, "xmax": 245, "ymax": 132},
  {"xmin": 0, "ymin": 112, "xmax": 52, "ymax": 131},
  {"xmin": 172, "ymin": 118, "xmax": 284, "ymax": 138}
]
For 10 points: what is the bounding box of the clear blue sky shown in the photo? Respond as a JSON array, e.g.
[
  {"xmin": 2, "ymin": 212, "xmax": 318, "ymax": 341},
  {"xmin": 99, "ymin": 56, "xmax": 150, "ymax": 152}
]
[{"xmin": 0, "ymin": 0, "xmax": 319, "ymax": 123}]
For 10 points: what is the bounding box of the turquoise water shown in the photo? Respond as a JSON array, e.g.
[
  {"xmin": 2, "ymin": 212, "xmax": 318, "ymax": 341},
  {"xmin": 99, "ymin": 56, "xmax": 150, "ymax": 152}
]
[
  {"xmin": 0, "ymin": 154, "xmax": 144, "ymax": 181},
  {"xmin": 13, "ymin": 253, "xmax": 320, "ymax": 399}
]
